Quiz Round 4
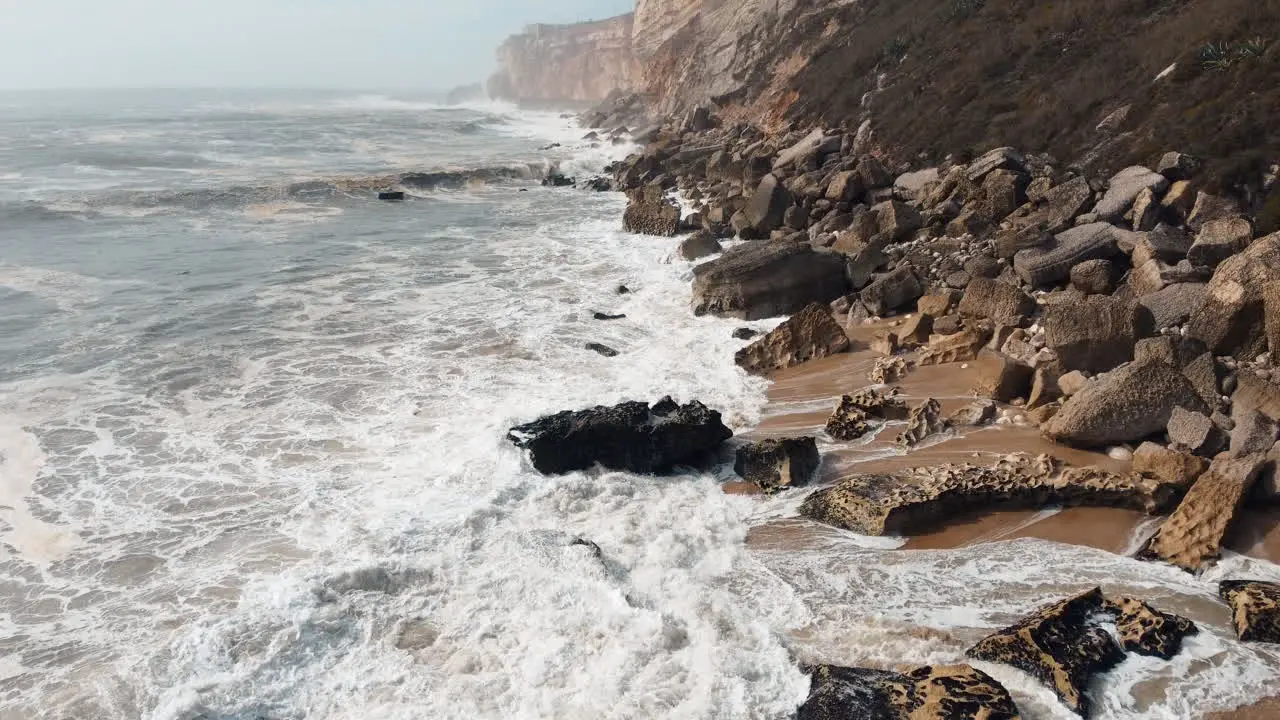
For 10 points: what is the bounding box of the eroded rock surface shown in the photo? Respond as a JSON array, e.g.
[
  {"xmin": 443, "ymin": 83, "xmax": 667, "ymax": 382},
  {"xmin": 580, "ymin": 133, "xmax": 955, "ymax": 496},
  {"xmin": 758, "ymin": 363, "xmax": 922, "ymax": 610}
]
[
  {"xmin": 1042, "ymin": 359, "xmax": 1208, "ymax": 447},
  {"xmin": 798, "ymin": 663, "xmax": 1021, "ymax": 720},
  {"xmin": 736, "ymin": 303, "xmax": 850, "ymax": 375},
  {"xmin": 734, "ymin": 437, "xmax": 820, "ymax": 491},
  {"xmin": 1219, "ymin": 580, "xmax": 1280, "ymax": 643},
  {"xmin": 1141, "ymin": 453, "xmax": 1267, "ymax": 571},
  {"xmin": 1104, "ymin": 596, "xmax": 1198, "ymax": 659}
]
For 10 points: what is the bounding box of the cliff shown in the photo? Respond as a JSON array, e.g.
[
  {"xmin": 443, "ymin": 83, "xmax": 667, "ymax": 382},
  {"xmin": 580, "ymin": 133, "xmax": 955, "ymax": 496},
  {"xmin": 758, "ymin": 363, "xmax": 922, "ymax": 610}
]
[{"xmin": 487, "ymin": 15, "xmax": 639, "ymax": 105}]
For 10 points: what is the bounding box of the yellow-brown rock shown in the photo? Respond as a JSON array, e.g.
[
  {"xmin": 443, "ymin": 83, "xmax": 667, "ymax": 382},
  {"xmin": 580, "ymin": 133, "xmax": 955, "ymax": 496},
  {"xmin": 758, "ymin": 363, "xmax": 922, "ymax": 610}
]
[
  {"xmin": 1219, "ymin": 580, "xmax": 1280, "ymax": 643},
  {"xmin": 1141, "ymin": 453, "xmax": 1267, "ymax": 571},
  {"xmin": 1103, "ymin": 596, "xmax": 1198, "ymax": 659},
  {"xmin": 797, "ymin": 663, "xmax": 1021, "ymax": 720}
]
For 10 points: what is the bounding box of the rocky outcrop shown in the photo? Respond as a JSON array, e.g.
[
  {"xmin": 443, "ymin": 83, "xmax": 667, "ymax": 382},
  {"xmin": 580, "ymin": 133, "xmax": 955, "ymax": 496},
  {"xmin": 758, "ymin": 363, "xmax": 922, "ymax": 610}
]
[
  {"xmin": 1141, "ymin": 453, "xmax": 1267, "ymax": 572},
  {"xmin": 507, "ymin": 397, "xmax": 731, "ymax": 474},
  {"xmin": 799, "ymin": 454, "xmax": 1180, "ymax": 536},
  {"xmin": 623, "ymin": 186, "xmax": 681, "ymax": 236},
  {"xmin": 797, "ymin": 663, "xmax": 1021, "ymax": 720},
  {"xmin": 1105, "ymin": 596, "xmax": 1198, "ymax": 659},
  {"xmin": 692, "ymin": 242, "xmax": 849, "ymax": 320},
  {"xmin": 825, "ymin": 387, "xmax": 906, "ymax": 441},
  {"xmin": 1219, "ymin": 580, "xmax": 1280, "ymax": 643},
  {"xmin": 1187, "ymin": 232, "xmax": 1280, "ymax": 356},
  {"xmin": 734, "ymin": 437, "xmax": 820, "ymax": 490},
  {"xmin": 488, "ymin": 16, "xmax": 639, "ymax": 104},
  {"xmin": 1042, "ymin": 359, "xmax": 1208, "ymax": 448},
  {"xmin": 735, "ymin": 303, "xmax": 850, "ymax": 374}
]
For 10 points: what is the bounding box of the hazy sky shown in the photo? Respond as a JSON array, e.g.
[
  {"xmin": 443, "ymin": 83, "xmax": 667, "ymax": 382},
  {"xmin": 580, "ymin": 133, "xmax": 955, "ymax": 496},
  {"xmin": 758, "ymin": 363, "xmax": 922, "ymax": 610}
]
[{"xmin": 0, "ymin": 0, "xmax": 635, "ymax": 90}]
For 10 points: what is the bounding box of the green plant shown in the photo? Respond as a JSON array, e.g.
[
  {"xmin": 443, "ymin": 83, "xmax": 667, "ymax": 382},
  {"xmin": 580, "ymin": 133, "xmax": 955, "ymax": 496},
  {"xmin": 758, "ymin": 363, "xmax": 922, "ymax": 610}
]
[
  {"xmin": 1239, "ymin": 36, "xmax": 1270, "ymax": 59},
  {"xmin": 1199, "ymin": 41, "xmax": 1235, "ymax": 71}
]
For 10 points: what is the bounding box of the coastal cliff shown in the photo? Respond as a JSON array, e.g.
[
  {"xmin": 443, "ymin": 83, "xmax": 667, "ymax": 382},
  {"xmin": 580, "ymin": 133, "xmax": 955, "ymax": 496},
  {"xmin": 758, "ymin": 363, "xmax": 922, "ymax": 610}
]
[{"xmin": 487, "ymin": 15, "xmax": 639, "ymax": 104}]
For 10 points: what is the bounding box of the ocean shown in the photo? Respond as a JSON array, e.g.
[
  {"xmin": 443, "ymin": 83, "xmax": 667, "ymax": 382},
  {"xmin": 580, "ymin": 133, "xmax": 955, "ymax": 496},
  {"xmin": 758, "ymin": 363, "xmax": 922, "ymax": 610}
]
[{"xmin": 0, "ymin": 89, "xmax": 1277, "ymax": 719}]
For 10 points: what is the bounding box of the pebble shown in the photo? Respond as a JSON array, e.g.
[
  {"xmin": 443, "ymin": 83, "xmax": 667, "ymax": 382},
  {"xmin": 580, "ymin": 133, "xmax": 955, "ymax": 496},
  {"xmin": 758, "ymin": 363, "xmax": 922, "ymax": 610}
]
[{"xmin": 1108, "ymin": 446, "xmax": 1134, "ymax": 462}]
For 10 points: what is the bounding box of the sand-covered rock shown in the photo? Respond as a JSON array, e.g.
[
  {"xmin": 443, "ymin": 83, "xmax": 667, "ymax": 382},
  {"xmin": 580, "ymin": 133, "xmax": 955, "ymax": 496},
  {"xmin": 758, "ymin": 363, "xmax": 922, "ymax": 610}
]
[
  {"xmin": 1104, "ymin": 596, "xmax": 1198, "ymax": 659},
  {"xmin": 508, "ymin": 397, "xmax": 732, "ymax": 475},
  {"xmin": 734, "ymin": 437, "xmax": 820, "ymax": 491},
  {"xmin": 869, "ymin": 356, "xmax": 911, "ymax": 384},
  {"xmin": 1141, "ymin": 453, "xmax": 1268, "ymax": 571},
  {"xmin": 692, "ymin": 241, "xmax": 849, "ymax": 320},
  {"xmin": 735, "ymin": 303, "xmax": 850, "ymax": 374},
  {"xmin": 1132, "ymin": 442, "xmax": 1208, "ymax": 486},
  {"xmin": 797, "ymin": 663, "xmax": 1021, "ymax": 720},
  {"xmin": 966, "ymin": 588, "xmax": 1125, "ymax": 717},
  {"xmin": 1219, "ymin": 580, "xmax": 1280, "ymax": 643},
  {"xmin": 1043, "ymin": 359, "xmax": 1208, "ymax": 447},
  {"xmin": 799, "ymin": 454, "xmax": 1180, "ymax": 536}
]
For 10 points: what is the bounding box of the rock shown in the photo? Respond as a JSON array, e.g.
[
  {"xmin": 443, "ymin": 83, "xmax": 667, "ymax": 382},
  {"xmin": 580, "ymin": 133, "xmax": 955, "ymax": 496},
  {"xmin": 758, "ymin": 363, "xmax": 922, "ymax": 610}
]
[
  {"xmin": 732, "ymin": 327, "xmax": 758, "ymax": 341},
  {"xmin": 1104, "ymin": 596, "xmax": 1198, "ymax": 659},
  {"xmin": 1187, "ymin": 232, "xmax": 1280, "ymax": 355},
  {"xmin": 1161, "ymin": 180, "xmax": 1196, "ymax": 223},
  {"xmin": 856, "ymin": 156, "xmax": 894, "ymax": 191},
  {"xmin": 898, "ymin": 314, "xmax": 933, "ymax": 347},
  {"xmin": 1132, "ymin": 224, "xmax": 1194, "ymax": 267},
  {"xmin": 742, "ymin": 173, "xmax": 794, "ymax": 237},
  {"xmin": 1141, "ymin": 453, "xmax": 1268, "ymax": 571},
  {"xmin": 1043, "ymin": 359, "xmax": 1209, "ymax": 447},
  {"xmin": 893, "ymin": 168, "xmax": 939, "ymax": 202},
  {"xmin": 860, "ymin": 267, "xmax": 923, "ymax": 316},
  {"xmin": 1187, "ymin": 218, "xmax": 1254, "ymax": 269},
  {"xmin": 1157, "ymin": 152, "xmax": 1201, "ymax": 181},
  {"xmin": 917, "ymin": 290, "xmax": 960, "ymax": 317},
  {"xmin": 1187, "ymin": 192, "xmax": 1240, "ymax": 231},
  {"xmin": 735, "ymin": 303, "xmax": 850, "ymax": 375},
  {"xmin": 1219, "ymin": 580, "xmax": 1280, "ymax": 643},
  {"xmin": 797, "ymin": 664, "xmax": 1021, "ymax": 720},
  {"xmin": 678, "ymin": 230, "xmax": 723, "ymax": 261},
  {"xmin": 973, "ymin": 351, "xmax": 1033, "ymax": 403},
  {"xmin": 1057, "ymin": 370, "xmax": 1090, "ymax": 398},
  {"xmin": 1131, "ymin": 187, "xmax": 1159, "ymax": 231},
  {"xmin": 592, "ymin": 312, "xmax": 626, "ymax": 321},
  {"xmin": 1027, "ymin": 364, "xmax": 1063, "ymax": 410},
  {"xmin": 957, "ymin": 278, "xmax": 1036, "ymax": 326},
  {"xmin": 542, "ymin": 172, "xmax": 574, "ymax": 187},
  {"xmin": 966, "ymin": 588, "xmax": 1125, "ymax": 718},
  {"xmin": 507, "ymin": 397, "xmax": 733, "ymax": 475},
  {"xmin": 825, "ymin": 170, "xmax": 864, "ymax": 204},
  {"xmin": 933, "ymin": 314, "xmax": 963, "ymax": 336},
  {"xmin": 871, "ymin": 331, "xmax": 900, "ymax": 357},
  {"xmin": 734, "ymin": 437, "xmax": 820, "ymax": 491},
  {"xmin": 1183, "ymin": 353, "xmax": 1224, "ymax": 411},
  {"xmin": 1069, "ymin": 259, "xmax": 1114, "ymax": 295},
  {"xmin": 1095, "ymin": 166, "xmax": 1169, "ymax": 221},
  {"xmin": 1140, "ymin": 283, "xmax": 1208, "ymax": 330},
  {"xmin": 623, "ymin": 186, "xmax": 681, "ymax": 236},
  {"xmin": 1229, "ymin": 408, "xmax": 1279, "ymax": 456},
  {"xmin": 827, "ymin": 388, "xmax": 907, "ymax": 440},
  {"xmin": 1014, "ymin": 222, "xmax": 1119, "ymax": 287},
  {"xmin": 918, "ymin": 326, "xmax": 991, "ymax": 366},
  {"xmin": 964, "ymin": 254, "xmax": 1003, "ymax": 280},
  {"xmin": 966, "ymin": 147, "xmax": 1026, "ymax": 182},
  {"xmin": 950, "ymin": 399, "xmax": 997, "ymax": 426},
  {"xmin": 783, "ymin": 205, "xmax": 810, "ymax": 231},
  {"xmin": 1042, "ymin": 295, "xmax": 1152, "ymax": 374},
  {"xmin": 1230, "ymin": 371, "xmax": 1280, "ymax": 423},
  {"xmin": 944, "ymin": 270, "xmax": 972, "ymax": 289},
  {"xmin": 972, "ymin": 169, "xmax": 1027, "ymax": 225},
  {"xmin": 896, "ymin": 399, "xmax": 950, "ymax": 447},
  {"xmin": 875, "ymin": 200, "xmax": 923, "ymax": 241},
  {"xmin": 1134, "ymin": 336, "xmax": 1178, "ymax": 366},
  {"xmin": 1043, "ymin": 176, "xmax": 1095, "ymax": 233},
  {"xmin": 800, "ymin": 454, "xmax": 1180, "ymax": 538},
  {"xmin": 616, "ymin": 284, "xmax": 631, "ymax": 295},
  {"xmin": 586, "ymin": 342, "xmax": 619, "ymax": 357},
  {"xmin": 693, "ymin": 242, "xmax": 849, "ymax": 320},
  {"xmin": 870, "ymin": 356, "xmax": 910, "ymax": 384},
  {"xmin": 773, "ymin": 128, "xmax": 827, "ymax": 170},
  {"xmin": 1167, "ymin": 408, "xmax": 1227, "ymax": 456},
  {"xmin": 1132, "ymin": 442, "xmax": 1208, "ymax": 486},
  {"xmin": 377, "ymin": 190, "xmax": 406, "ymax": 201},
  {"xmin": 1266, "ymin": 281, "xmax": 1280, "ymax": 356}
]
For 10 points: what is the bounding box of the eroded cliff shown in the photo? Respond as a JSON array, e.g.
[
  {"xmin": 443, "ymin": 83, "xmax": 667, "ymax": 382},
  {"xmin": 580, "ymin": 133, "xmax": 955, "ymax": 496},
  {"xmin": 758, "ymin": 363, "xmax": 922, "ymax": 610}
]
[{"xmin": 487, "ymin": 15, "xmax": 639, "ymax": 105}]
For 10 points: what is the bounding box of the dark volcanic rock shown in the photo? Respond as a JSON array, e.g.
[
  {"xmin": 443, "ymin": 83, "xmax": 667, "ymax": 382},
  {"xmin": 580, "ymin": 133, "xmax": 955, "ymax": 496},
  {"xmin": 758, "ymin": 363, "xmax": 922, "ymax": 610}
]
[
  {"xmin": 593, "ymin": 312, "xmax": 626, "ymax": 321},
  {"xmin": 798, "ymin": 663, "xmax": 1021, "ymax": 720},
  {"xmin": 1104, "ymin": 596, "xmax": 1198, "ymax": 659},
  {"xmin": 1219, "ymin": 580, "xmax": 1280, "ymax": 643},
  {"xmin": 692, "ymin": 242, "xmax": 849, "ymax": 320},
  {"xmin": 735, "ymin": 303, "xmax": 850, "ymax": 375},
  {"xmin": 734, "ymin": 437, "xmax": 820, "ymax": 491},
  {"xmin": 507, "ymin": 397, "xmax": 732, "ymax": 475},
  {"xmin": 966, "ymin": 588, "xmax": 1125, "ymax": 718}
]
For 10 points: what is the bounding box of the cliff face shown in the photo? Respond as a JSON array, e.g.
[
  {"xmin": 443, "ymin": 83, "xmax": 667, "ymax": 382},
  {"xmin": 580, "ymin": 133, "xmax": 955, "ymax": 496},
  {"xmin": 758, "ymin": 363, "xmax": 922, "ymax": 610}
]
[{"xmin": 487, "ymin": 15, "xmax": 639, "ymax": 105}]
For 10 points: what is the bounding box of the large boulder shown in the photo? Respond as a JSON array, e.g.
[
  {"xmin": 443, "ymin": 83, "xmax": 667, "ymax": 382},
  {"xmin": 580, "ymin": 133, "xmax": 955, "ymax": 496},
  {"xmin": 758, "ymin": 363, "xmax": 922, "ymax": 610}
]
[
  {"xmin": 507, "ymin": 397, "xmax": 732, "ymax": 475},
  {"xmin": 734, "ymin": 437, "xmax": 820, "ymax": 491},
  {"xmin": 735, "ymin": 303, "xmax": 850, "ymax": 375},
  {"xmin": 1104, "ymin": 596, "xmax": 1198, "ymax": 659},
  {"xmin": 798, "ymin": 664, "xmax": 1021, "ymax": 720},
  {"xmin": 1187, "ymin": 232, "xmax": 1280, "ymax": 355},
  {"xmin": 1141, "ymin": 453, "xmax": 1268, "ymax": 571},
  {"xmin": 1187, "ymin": 218, "xmax": 1253, "ymax": 269},
  {"xmin": 1219, "ymin": 580, "xmax": 1280, "ymax": 643},
  {"xmin": 799, "ymin": 454, "xmax": 1180, "ymax": 536},
  {"xmin": 966, "ymin": 588, "xmax": 1126, "ymax": 717},
  {"xmin": 1094, "ymin": 166, "xmax": 1169, "ymax": 221},
  {"xmin": 966, "ymin": 146, "xmax": 1027, "ymax": 181},
  {"xmin": 693, "ymin": 242, "xmax": 849, "ymax": 320},
  {"xmin": 1042, "ymin": 295, "xmax": 1153, "ymax": 373},
  {"xmin": 1014, "ymin": 222, "xmax": 1120, "ymax": 286},
  {"xmin": 1043, "ymin": 359, "xmax": 1209, "ymax": 447},
  {"xmin": 1132, "ymin": 442, "xmax": 1208, "ymax": 486},
  {"xmin": 860, "ymin": 267, "xmax": 923, "ymax": 316},
  {"xmin": 622, "ymin": 186, "xmax": 680, "ymax": 236},
  {"xmin": 678, "ymin": 230, "xmax": 722, "ymax": 261},
  {"xmin": 957, "ymin": 277, "xmax": 1037, "ymax": 326},
  {"xmin": 1139, "ymin": 283, "xmax": 1208, "ymax": 330},
  {"xmin": 973, "ymin": 350, "xmax": 1033, "ymax": 403},
  {"xmin": 874, "ymin": 200, "xmax": 922, "ymax": 241},
  {"xmin": 741, "ymin": 173, "xmax": 793, "ymax": 237},
  {"xmin": 1042, "ymin": 176, "xmax": 1095, "ymax": 233}
]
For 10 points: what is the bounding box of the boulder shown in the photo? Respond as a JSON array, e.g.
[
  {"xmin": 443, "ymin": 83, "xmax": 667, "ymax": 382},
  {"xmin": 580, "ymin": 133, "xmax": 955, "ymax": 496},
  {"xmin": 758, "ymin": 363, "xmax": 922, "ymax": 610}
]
[
  {"xmin": 1014, "ymin": 222, "xmax": 1119, "ymax": 286},
  {"xmin": 967, "ymin": 588, "xmax": 1125, "ymax": 718},
  {"xmin": 1141, "ymin": 453, "xmax": 1268, "ymax": 571},
  {"xmin": 622, "ymin": 186, "xmax": 681, "ymax": 236},
  {"xmin": 1057, "ymin": 370, "xmax": 1090, "ymax": 398},
  {"xmin": 860, "ymin": 267, "xmax": 923, "ymax": 316},
  {"xmin": 1042, "ymin": 295, "xmax": 1153, "ymax": 373},
  {"xmin": 734, "ymin": 437, "xmax": 820, "ymax": 491},
  {"xmin": 1183, "ymin": 353, "xmax": 1224, "ymax": 411},
  {"xmin": 586, "ymin": 342, "xmax": 619, "ymax": 357},
  {"xmin": 783, "ymin": 205, "xmax": 810, "ymax": 231},
  {"xmin": 893, "ymin": 168, "xmax": 939, "ymax": 202},
  {"xmin": 918, "ymin": 326, "xmax": 992, "ymax": 366},
  {"xmin": 898, "ymin": 313, "xmax": 933, "ymax": 347},
  {"xmin": 966, "ymin": 147, "xmax": 1027, "ymax": 182},
  {"xmin": 797, "ymin": 664, "xmax": 1021, "ymax": 720},
  {"xmin": 1042, "ymin": 176, "xmax": 1095, "ymax": 233},
  {"xmin": 1132, "ymin": 224, "xmax": 1193, "ymax": 267},
  {"xmin": 1187, "ymin": 218, "xmax": 1254, "ymax": 269},
  {"xmin": 1219, "ymin": 580, "xmax": 1280, "ymax": 643},
  {"xmin": 1187, "ymin": 232, "xmax": 1280, "ymax": 355},
  {"xmin": 1161, "ymin": 180, "xmax": 1196, "ymax": 223},
  {"xmin": 735, "ymin": 303, "xmax": 850, "ymax": 375},
  {"xmin": 826, "ymin": 388, "xmax": 907, "ymax": 440},
  {"xmin": 732, "ymin": 327, "xmax": 757, "ymax": 341},
  {"xmin": 1043, "ymin": 359, "xmax": 1209, "ymax": 447},
  {"xmin": 1229, "ymin": 408, "xmax": 1279, "ymax": 456},
  {"xmin": 507, "ymin": 397, "xmax": 732, "ymax": 475},
  {"xmin": 1070, "ymin": 259, "xmax": 1114, "ymax": 295},
  {"xmin": 693, "ymin": 242, "xmax": 849, "ymax": 320},
  {"xmin": 870, "ymin": 331, "xmax": 900, "ymax": 356},
  {"xmin": 1094, "ymin": 166, "xmax": 1169, "ymax": 221},
  {"xmin": 1187, "ymin": 192, "xmax": 1241, "ymax": 231},
  {"xmin": 1028, "ymin": 364, "xmax": 1063, "ymax": 409},
  {"xmin": 1134, "ymin": 336, "xmax": 1178, "ymax": 366},
  {"xmin": 875, "ymin": 200, "xmax": 923, "ymax": 242},
  {"xmin": 825, "ymin": 170, "xmax": 864, "ymax": 203},
  {"xmin": 1266, "ymin": 281, "xmax": 1280, "ymax": 356},
  {"xmin": 964, "ymin": 254, "xmax": 1002, "ymax": 279},
  {"xmin": 917, "ymin": 290, "xmax": 960, "ymax": 317},
  {"xmin": 1132, "ymin": 442, "xmax": 1208, "ymax": 486},
  {"xmin": 773, "ymin": 128, "xmax": 827, "ymax": 170},
  {"xmin": 1104, "ymin": 596, "xmax": 1198, "ymax": 659},
  {"xmin": 957, "ymin": 278, "xmax": 1036, "ymax": 326},
  {"xmin": 1157, "ymin": 152, "xmax": 1201, "ymax": 181},
  {"xmin": 1167, "ymin": 407, "xmax": 1227, "ymax": 456},
  {"xmin": 1230, "ymin": 371, "xmax": 1280, "ymax": 423},
  {"xmin": 742, "ymin": 173, "xmax": 794, "ymax": 236},
  {"xmin": 800, "ymin": 454, "xmax": 1180, "ymax": 537},
  {"xmin": 1131, "ymin": 187, "xmax": 1159, "ymax": 231},
  {"xmin": 678, "ymin": 230, "xmax": 723, "ymax": 261},
  {"xmin": 973, "ymin": 351, "xmax": 1033, "ymax": 403},
  {"xmin": 896, "ymin": 398, "xmax": 950, "ymax": 447},
  {"xmin": 1139, "ymin": 283, "xmax": 1208, "ymax": 330},
  {"xmin": 950, "ymin": 399, "xmax": 998, "ymax": 426}
]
